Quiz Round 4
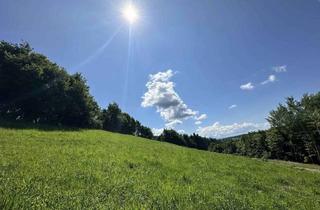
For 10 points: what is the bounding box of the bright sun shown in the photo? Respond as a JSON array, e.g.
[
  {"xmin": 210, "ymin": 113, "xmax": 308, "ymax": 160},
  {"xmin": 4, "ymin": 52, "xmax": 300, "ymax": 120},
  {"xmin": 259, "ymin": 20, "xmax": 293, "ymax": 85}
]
[{"xmin": 122, "ymin": 3, "xmax": 139, "ymax": 24}]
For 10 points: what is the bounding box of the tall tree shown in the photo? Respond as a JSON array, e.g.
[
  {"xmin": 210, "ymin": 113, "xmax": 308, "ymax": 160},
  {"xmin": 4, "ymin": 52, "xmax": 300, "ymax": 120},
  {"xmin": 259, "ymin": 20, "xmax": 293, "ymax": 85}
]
[{"xmin": 102, "ymin": 103, "xmax": 122, "ymax": 132}]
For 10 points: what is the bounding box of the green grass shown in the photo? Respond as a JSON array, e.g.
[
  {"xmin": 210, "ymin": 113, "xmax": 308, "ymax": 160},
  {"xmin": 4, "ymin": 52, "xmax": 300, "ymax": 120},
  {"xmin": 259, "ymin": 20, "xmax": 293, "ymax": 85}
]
[{"xmin": 0, "ymin": 127, "xmax": 320, "ymax": 209}]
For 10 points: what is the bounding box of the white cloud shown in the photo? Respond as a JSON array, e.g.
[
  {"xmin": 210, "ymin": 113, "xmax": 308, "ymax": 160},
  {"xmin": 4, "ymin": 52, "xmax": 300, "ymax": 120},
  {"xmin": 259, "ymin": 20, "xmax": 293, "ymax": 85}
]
[
  {"xmin": 261, "ymin": 74, "xmax": 276, "ymax": 85},
  {"xmin": 177, "ymin": 129, "xmax": 186, "ymax": 134},
  {"xmin": 165, "ymin": 119, "xmax": 182, "ymax": 128},
  {"xmin": 141, "ymin": 70, "xmax": 205, "ymax": 128},
  {"xmin": 197, "ymin": 122, "xmax": 270, "ymax": 139},
  {"xmin": 195, "ymin": 114, "xmax": 207, "ymax": 121},
  {"xmin": 228, "ymin": 104, "xmax": 237, "ymax": 109},
  {"xmin": 272, "ymin": 65, "xmax": 287, "ymax": 73},
  {"xmin": 151, "ymin": 128, "xmax": 164, "ymax": 136},
  {"xmin": 194, "ymin": 114, "xmax": 207, "ymax": 125},
  {"xmin": 240, "ymin": 82, "xmax": 254, "ymax": 90}
]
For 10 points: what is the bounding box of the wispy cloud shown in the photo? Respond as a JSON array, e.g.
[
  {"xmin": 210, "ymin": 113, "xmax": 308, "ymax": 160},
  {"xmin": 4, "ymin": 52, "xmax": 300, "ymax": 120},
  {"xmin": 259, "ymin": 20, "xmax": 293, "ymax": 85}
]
[
  {"xmin": 240, "ymin": 82, "xmax": 254, "ymax": 90},
  {"xmin": 141, "ymin": 70, "xmax": 206, "ymax": 128},
  {"xmin": 165, "ymin": 119, "xmax": 182, "ymax": 128},
  {"xmin": 195, "ymin": 114, "xmax": 207, "ymax": 121},
  {"xmin": 261, "ymin": 74, "xmax": 276, "ymax": 85},
  {"xmin": 228, "ymin": 104, "xmax": 237, "ymax": 109},
  {"xmin": 194, "ymin": 114, "xmax": 207, "ymax": 125},
  {"xmin": 197, "ymin": 122, "xmax": 270, "ymax": 139},
  {"xmin": 272, "ymin": 65, "xmax": 287, "ymax": 73}
]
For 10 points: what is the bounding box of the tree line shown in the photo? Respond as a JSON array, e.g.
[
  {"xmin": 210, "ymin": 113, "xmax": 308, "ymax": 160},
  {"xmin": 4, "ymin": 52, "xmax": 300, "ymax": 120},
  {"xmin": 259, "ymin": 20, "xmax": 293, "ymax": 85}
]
[
  {"xmin": 101, "ymin": 102, "xmax": 153, "ymax": 139},
  {"xmin": 209, "ymin": 94, "xmax": 320, "ymax": 164},
  {"xmin": 1, "ymin": 41, "xmax": 319, "ymax": 164}
]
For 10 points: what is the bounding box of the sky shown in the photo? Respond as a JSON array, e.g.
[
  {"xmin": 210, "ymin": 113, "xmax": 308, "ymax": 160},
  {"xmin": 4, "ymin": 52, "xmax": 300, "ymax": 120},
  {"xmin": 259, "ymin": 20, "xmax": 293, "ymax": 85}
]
[{"xmin": 1, "ymin": 0, "xmax": 320, "ymax": 138}]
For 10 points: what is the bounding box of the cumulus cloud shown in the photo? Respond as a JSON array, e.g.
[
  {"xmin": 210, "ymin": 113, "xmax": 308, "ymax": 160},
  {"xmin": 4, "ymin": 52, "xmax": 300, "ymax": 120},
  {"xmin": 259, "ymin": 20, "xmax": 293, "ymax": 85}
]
[
  {"xmin": 272, "ymin": 65, "xmax": 287, "ymax": 73},
  {"xmin": 197, "ymin": 122, "xmax": 270, "ymax": 139},
  {"xmin": 261, "ymin": 74, "xmax": 276, "ymax": 85},
  {"xmin": 195, "ymin": 121, "xmax": 202, "ymax": 125},
  {"xmin": 240, "ymin": 82, "xmax": 254, "ymax": 90},
  {"xmin": 151, "ymin": 128, "xmax": 164, "ymax": 136},
  {"xmin": 228, "ymin": 104, "xmax": 237, "ymax": 109},
  {"xmin": 142, "ymin": 70, "xmax": 205, "ymax": 128}
]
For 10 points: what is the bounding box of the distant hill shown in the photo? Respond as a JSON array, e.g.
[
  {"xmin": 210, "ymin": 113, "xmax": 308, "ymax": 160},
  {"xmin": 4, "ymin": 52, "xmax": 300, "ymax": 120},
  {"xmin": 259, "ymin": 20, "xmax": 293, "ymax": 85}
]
[
  {"xmin": 219, "ymin": 134, "xmax": 245, "ymax": 141},
  {"xmin": 1, "ymin": 126, "xmax": 319, "ymax": 209}
]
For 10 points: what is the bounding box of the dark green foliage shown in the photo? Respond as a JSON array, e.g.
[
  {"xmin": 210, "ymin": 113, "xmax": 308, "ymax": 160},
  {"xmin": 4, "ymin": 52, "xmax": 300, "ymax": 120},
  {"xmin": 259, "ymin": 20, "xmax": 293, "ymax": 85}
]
[
  {"xmin": 188, "ymin": 133, "xmax": 213, "ymax": 150},
  {"xmin": 101, "ymin": 103, "xmax": 122, "ymax": 132},
  {"xmin": 267, "ymin": 94, "xmax": 320, "ymax": 163},
  {"xmin": 101, "ymin": 102, "xmax": 154, "ymax": 139},
  {"xmin": 120, "ymin": 113, "xmax": 137, "ymax": 134},
  {"xmin": 0, "ymin": 41, "xmax": 101, "ymax": 128},
  {"xmin": 159, "ymin": 129, "xmax": 185, "ymax": 146},
  {"xmin": 157, "ymin": 130, "xmax": 215, "ymax": 151},
  {"xmin": 136, "ymin": 122, "xmax": 153, "ymax": 139},
  {"xmin": 235, "ymin": 131, "xmax": 268, "ymax": 157},
  {"xmin": 266, "ymin": 128, "xmax": 287, "ymax": 160}
]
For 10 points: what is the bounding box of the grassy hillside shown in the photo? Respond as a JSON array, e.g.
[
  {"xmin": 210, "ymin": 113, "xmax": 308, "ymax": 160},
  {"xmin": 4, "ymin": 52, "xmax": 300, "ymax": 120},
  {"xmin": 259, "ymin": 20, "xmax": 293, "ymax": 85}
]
[{"xmin": 0, "ymin": 127, "xmax": 319, "ymax": 209}]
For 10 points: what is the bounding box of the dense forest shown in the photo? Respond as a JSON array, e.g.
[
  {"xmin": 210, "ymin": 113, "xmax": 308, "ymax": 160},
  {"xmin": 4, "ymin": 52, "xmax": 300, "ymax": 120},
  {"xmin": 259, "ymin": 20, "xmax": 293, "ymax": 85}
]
[{"xmin": 0, "ymin": 41, "xmax": 319, "ymax": 164}]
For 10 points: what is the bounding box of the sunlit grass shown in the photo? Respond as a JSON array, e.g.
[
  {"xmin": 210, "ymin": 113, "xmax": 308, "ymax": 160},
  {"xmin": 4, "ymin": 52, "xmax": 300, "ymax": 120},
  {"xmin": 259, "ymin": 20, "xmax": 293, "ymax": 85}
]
[{"xmin": 0, "ymin": 127, "xmax": 319, "ymax": 209}]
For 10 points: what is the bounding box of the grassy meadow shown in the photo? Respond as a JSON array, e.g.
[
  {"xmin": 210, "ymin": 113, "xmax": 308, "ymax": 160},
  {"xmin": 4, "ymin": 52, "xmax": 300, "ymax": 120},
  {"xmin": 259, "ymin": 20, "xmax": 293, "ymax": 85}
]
[{"xmin": 0, "ymin": 126, "xmax": 320, "ymax": 209}]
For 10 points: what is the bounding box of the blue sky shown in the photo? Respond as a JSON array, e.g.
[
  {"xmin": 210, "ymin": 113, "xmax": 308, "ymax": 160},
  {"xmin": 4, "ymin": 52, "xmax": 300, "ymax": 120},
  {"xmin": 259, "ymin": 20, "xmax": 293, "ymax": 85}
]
[{"xmin": 1, "ymin": 0, "xmax": 320, "ymax": 137}]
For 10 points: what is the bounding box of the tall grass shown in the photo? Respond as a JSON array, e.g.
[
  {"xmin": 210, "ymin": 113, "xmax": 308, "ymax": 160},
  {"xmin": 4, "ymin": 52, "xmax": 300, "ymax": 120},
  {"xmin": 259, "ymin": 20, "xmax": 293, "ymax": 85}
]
[{"xmin": 0, "ymin": 127, "xmax": 319, "ymax": 209}]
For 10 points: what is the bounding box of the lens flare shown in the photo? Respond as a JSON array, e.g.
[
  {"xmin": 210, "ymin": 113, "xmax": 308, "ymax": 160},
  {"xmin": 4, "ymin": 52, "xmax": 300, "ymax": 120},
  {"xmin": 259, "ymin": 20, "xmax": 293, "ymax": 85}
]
[{"xmin": 122, "ymin": 3, "xmax": 139, "ymax": 24}]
